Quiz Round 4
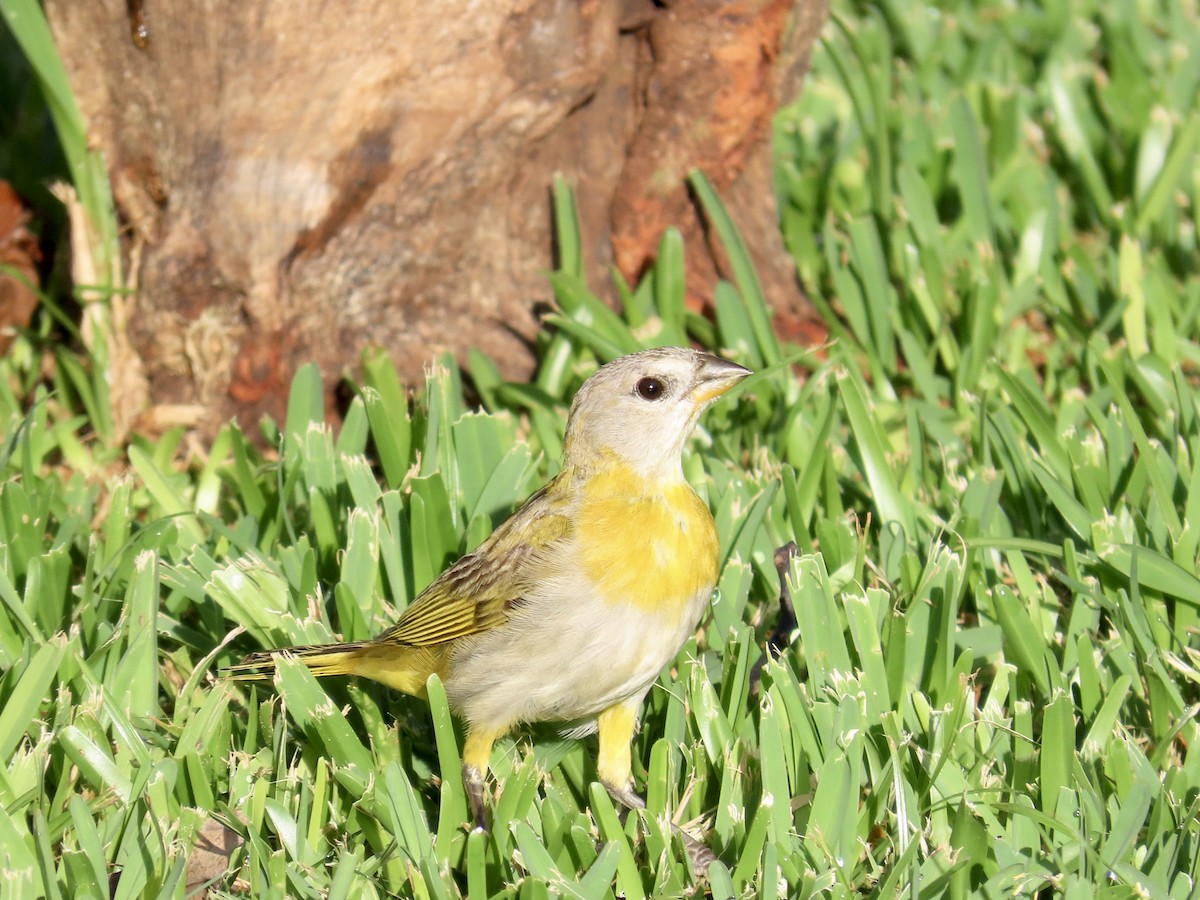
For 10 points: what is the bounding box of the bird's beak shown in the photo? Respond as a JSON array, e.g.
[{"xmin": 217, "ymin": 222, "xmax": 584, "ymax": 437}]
[{"xmin": 692, "ymin": 354, "xmax": 753, "ymax": 405}]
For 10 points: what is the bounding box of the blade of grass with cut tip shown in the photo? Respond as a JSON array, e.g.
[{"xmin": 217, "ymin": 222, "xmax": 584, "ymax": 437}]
[
  {"xmin": 1039, "ymin": 691, "xmax": 1075, "ymax": 820},
  {"xmin": 273, "ymin": 657, "xmax": 372, "ymax": 793},
  {"xmin": 1097, "ymin": 543, "xmax": 1200, "ymax": 609},
  {"xmin": 114, "ymin": 550, "xmax": 160, "ymax": 721},
  {"xmin": 588, "ymin": 783, "xmax": 645, "ymax": 900},
  {"xmin": 284, "ymin": 364, "xmax": 323, "ymax": 443},
  {"xmin": 788, "ymin": 554, "xmax": 852, "ymax": 692},
  {"xmin": 992, "ymin": 585, "xmax": 1053, "ymax": 697},
  {"xmin": 836, "ymin": 368, "xmax": 916, "ymax": 541},
  {"xmin": 361, "ymin": 348, "xmax": 413, "ymax": 489},
  {"xmin": 843, "ymin": 589, "xmax": 890, "ymax": 718},
  {"xmin": 1, "ymin": 636, "xmax": 66, "ymax": 763},
  {"xmin": 57, "ymin": 724, "xmax": 132, "ymax": 804},
  {"xmin": 1093, "ymin": 350, "xmax": 1183, "ymax": 537},
  {"xmin": 426, "ymin": 674, "xmax": 469, "ymax": 856},
  {"xmin": 995, "ymin": 370, "xmax": 1073, "ymax": 485},
  {"xmin": 380, "ymin": 761, "xmax": 435, "ymax": 867}
]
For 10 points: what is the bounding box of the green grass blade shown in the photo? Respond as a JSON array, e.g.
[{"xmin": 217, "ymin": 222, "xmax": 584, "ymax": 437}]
[
  {"xmin": 688, "ymin": 171, "xmax": 780, "ymax": 365},
  {"xmin": 836, "ymin": 367, "xmax": 917, "ymax": 541}
]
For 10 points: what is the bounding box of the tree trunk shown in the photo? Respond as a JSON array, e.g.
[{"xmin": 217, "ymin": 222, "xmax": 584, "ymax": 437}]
[{"xmin": 45, "ymin": 0, "xmax": 828, "ymax": 432}]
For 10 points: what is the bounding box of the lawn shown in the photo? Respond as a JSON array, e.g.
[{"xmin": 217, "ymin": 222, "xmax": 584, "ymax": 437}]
[{"xmin": 1, "ymin": 0, "xmax": 1198, "ymax": 897}]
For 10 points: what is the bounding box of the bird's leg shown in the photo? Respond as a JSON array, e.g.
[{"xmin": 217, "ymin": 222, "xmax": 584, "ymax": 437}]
[
  {"xmin": 462, "ymin": 729, "xmax": 498, "ymax": 830},
  {"xmin": 463, "ymin": 766, "xmax": 487, "ymax": 831},
  {"xmin": 596, "ymin": 703, "xmax": 642, "ymax": 810},
  {"xmin": 596, "ymin": 703, "xmax": 716, "ymax": 871}
]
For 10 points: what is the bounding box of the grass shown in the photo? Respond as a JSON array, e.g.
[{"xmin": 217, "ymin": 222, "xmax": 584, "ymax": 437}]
[{"xmin": 1, "ymin": 0, "xmax": 1199, "ymax": 896}]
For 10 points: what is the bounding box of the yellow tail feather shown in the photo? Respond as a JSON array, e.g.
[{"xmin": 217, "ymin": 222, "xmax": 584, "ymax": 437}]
[
  {"xmin": 225, "ymin": 641, "xmax": 369, "ymax": 681},
  {"xmin": 225, "ymin": 641, "xmax": 440, "ymax": 697}
]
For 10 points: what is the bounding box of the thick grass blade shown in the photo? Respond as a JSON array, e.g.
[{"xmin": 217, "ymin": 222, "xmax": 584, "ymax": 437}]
[
  {"xmin": 114, "ymin": 550, "xmax": 159, "ymax": 721},
  {"xmin": 360, "ymin": 348, "xmax": 414, "ymax": 489},
  {"xmin": 552, "ymin": 174, "xmax": 582, "ymax": 279},
  {"xmin": 1039, "ymin": 691, "xmax": 1075, "ymax": 819},
  {"xmin": 273, "ymin": 657, "xmax": 373, "ymax": 792},
  {"xmin": 0, "ymin": 636, "xmax": 66, "ymax": 763},
  {"xmin": 836, "ymin": 367, "xmax": 917, "ymax": 541},
  {"xmin": 426, "ymin": 674, "xmax": 469, "ymax": 851},
  {"xmin": 653, "ymin": 227, "xmax": 687, "ymax": 344},
  {"xmin": 1135, "ymin": 115, "xmax": 1200, "ymax": 235},
  {"xmin": 688, "ymin": 171, "xmax": 780, "ymax": 366},
  {"xmin": 992, "ymin": 584, "xmax": 1053, "ymax": 697},
  {"xmin": 588, "ymin": 784, "xmax": 644, "ymax": 900},
  {"xmin": 127, "ymin": 445, "xmax": 206, "ymax": 546},
  {"xmin": 847, "ymin": 215, "xmax": 896, "ymax": 371},
  {"xmin": 948, "ymin": 95, "xmax": 996, "ymax": 246}
]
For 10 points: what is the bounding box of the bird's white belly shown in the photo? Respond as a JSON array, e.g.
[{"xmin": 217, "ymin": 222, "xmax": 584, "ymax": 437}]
[{"xmin": 444, "ymin": 585, "xmax": 708, "ymax": 732}]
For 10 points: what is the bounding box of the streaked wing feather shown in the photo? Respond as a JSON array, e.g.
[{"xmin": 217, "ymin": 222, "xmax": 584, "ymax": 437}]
[{"xmin": 377, "ymin": 491, "xmax": 571, "ymax": 647}]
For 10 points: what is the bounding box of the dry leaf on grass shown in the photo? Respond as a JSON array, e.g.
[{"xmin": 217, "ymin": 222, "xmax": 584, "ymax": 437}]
[{"xmin": 186, "ymin": 816, "xmax": 244, "ymax": 896}]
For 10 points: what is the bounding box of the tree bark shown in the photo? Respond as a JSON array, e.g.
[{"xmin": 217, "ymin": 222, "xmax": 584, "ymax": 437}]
[{"xmin": 45, "ymin": 0, "xmax": 827, "ymax": 432}]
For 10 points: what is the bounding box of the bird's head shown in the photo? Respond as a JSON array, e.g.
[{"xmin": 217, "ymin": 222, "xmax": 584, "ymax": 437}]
[{"xmin": 561, "ymin": 347, "xmax": 751, "ymax": 483}]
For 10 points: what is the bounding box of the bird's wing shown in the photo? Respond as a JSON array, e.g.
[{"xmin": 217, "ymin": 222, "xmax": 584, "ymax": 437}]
[{"xmin": 375, "ymin": 486, "xmax": 573, "ymax": 647}]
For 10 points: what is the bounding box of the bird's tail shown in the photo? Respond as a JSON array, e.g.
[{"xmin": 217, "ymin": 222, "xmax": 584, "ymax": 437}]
[
  {"xmin": 225, "ymin": 642, "xmax": 371, "ymax": 682},
  {"xmin": 225, "ymin": 641, "xmax": 438, "ymax": 696}
]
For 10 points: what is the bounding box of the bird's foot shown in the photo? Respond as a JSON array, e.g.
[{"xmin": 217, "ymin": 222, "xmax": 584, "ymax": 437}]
[
  {"xmin": 602, "ymin": 779, "xmax": 715, "ymax": 874},
  {"xmin": 463, "ymin": 764, "xmax": 488, "ymax": 831},
  {"xmin": 603, "ymin": 780, "xmax": 646, "ymax": 814}
]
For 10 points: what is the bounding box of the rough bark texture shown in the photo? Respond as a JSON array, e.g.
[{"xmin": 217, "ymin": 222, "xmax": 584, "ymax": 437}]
[
  {"xmin": 0, "ymin": 181, "xmax": 40, "ymax": 354},
  {"xmin": 45, "ymin": 0, "xmax": 827, "ymax": 431}
]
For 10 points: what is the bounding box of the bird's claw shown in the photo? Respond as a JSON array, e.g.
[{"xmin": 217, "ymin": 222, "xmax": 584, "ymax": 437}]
[{"xmin": 603, "ymin": 780, "xmax": 715, "ymax": 875}]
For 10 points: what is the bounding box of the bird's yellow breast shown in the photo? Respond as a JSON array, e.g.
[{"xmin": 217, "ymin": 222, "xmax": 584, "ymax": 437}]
[{"xmin": 576, "ymin": 460, "xmax": 719, "ymax": 613}]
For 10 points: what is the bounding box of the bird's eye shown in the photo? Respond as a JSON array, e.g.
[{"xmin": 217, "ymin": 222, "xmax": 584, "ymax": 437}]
[{"xmin": 635, "ymin": 377, "xmax": 666, "ymax": 400}]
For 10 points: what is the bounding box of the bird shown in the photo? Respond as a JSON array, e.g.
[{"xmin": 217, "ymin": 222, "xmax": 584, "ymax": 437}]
[{"xmin": 228, "ymin": 347, "xmax": 751, "ymax": 832}]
